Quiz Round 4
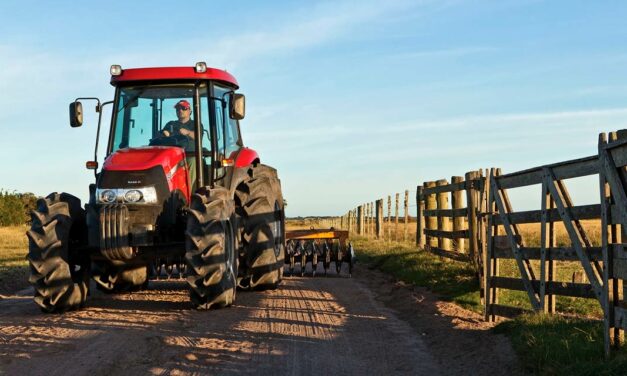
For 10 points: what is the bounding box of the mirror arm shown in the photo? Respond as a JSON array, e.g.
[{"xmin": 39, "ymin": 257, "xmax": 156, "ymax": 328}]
[
  {"xmin": 75, "ymin": 98, "xmax": 115, "ymax": 178},
  {"xmin": 93, "ymin": 100, "xmax": 114, "ymax": 178}
]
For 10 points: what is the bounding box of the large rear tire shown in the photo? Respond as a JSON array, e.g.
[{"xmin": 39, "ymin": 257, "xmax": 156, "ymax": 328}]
[
  {"xmin": 185, "ymin": 187, "xmax": 237, "ymax": 309},
  {"xmin": 236, "ymin": 165, "xmax": 285, "ymax": 289},
  {"xmin": 27, "ymin": 193, "xmax": 89, "ymax": 313},
  {"xmin": 254, "ymin": 166, "xmax": 286, "ymax": 280}
]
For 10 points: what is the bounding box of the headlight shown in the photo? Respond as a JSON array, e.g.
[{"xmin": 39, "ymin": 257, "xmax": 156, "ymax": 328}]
[
  {"xmin": 124, "ymin": 190, "xmax": 143, "ymax": 203},
  {"xmin": 100, "ymin": 190, "xmax": 117, "ymax": 203},
  {"xmin": 96, "ymin": 187, "xmax": 157, "ymax": 204},
  {"xmin": 141, "ymin": 187, "xmax": 158, "ymax": 204}
]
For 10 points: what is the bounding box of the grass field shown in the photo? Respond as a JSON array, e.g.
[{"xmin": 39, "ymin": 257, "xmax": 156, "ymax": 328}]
[{"xmin": 0, "ymin": 225, "xmax": 29, "ymax": 295}]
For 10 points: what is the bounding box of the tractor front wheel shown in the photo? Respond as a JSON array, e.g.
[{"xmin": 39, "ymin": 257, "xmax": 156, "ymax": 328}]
[
  {"xmin": 27, "ymin": 193, "xmax": 89, "ymax": 313},
  {"xmin": 185, "ymin": 187, "xmax": 237, "ymax": 309}
]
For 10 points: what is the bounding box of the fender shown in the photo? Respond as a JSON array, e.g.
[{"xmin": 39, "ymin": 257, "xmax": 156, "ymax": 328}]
[{"xmin": 234, "ymin": 147, "xmax": 259, "ymax": 168}]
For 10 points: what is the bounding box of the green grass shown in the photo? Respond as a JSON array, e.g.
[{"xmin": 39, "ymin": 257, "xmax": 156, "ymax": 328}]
[
  {"xmin": 497, "ymin": 258, "xmax": 604, "ymax": 318},
  {"xmin": 352, "ymin": 236, "xmax": 482, "ymax": 312},
  {"xmin": 0, "ymin": 225, "xmax": 29, "ymax": 295},
  {"xmin": 495, "ymin": 314, "xmax": 627, "ymax": 376}
]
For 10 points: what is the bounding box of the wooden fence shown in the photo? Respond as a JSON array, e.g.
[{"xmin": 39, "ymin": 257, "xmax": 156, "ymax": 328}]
[{"xmin": 334, "ymin": 130, "xmax": 627, "ymax": 357}]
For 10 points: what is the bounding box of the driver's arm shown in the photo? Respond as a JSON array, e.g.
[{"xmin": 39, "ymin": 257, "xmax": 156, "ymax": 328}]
[
  {"xmin": 161, "ymin": 122, "xmax": 175, "ymax": 137},
  {"xmin": 178, "ymin": 127, "xmax": 195, "ymax": 139}
]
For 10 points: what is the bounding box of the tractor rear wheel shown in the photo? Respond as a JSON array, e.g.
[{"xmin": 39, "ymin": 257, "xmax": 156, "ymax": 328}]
[
  {"xmin": 27, "ymin": 193, "xmax": 89, "ymax": 313},
  {"xmin": 236, "ymin": 171, "xmax": 284, "ymax": 289},
  {"xmin": 253, "ymin": 165, "xmax": 286, "ymax": 282},
  {"xmin": 185, "ymin": 187, "xmax": 237, "ymax": 309}
]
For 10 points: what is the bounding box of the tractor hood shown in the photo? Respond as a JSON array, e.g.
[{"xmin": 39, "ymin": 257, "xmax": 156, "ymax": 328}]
[{"xmin": 102, "ymin": 146, "xmax": 185, "ymax": 172}]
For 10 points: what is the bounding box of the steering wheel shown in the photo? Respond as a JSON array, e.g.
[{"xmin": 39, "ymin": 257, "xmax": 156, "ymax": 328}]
[{"xmin": 149, "ymin": 134, "xmax": 190, "ymax": 149}]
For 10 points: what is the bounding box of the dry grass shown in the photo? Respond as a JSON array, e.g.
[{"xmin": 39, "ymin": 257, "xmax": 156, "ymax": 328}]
[
  {"xmin": 0, "ymin": 225, "xmax": 29, "ymax": 295},
  {"xmin": 325, "ymin": 218, "xmax": 605, "ymax": 317},
  {"xmin": 516, "ymin": 219, "xmax": 602, "ymax": 247}
]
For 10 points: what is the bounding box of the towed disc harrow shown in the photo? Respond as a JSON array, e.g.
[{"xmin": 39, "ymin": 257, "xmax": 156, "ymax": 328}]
[
  {"xmin": 285, "ymin": 228, "xmax": 355, "ymax": 277},
  {"xmin": 150, "ymin": 257, "xmax": 188, "ymax": 279}
]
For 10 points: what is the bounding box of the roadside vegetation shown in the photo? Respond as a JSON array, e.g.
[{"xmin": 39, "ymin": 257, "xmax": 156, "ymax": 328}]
[
  {"xmin": 0, "ymin": 190, "xmax": 36, "ymax": 295},
  {"xmin": 349, "ymin": 226, "xmax": 627, "ymax": 376},
  {"xmin": 0, "ymin": 225, "xmax": 29, "ymax": 295},
  {"xmin": 0, "ymin": 190, "xmax": 37, "ymax": 226}
]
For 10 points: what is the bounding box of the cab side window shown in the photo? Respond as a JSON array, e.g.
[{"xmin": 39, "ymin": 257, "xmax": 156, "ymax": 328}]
[
  {"xmin": 224, "ymin": 94, "xmax": 241, "ymax": 156},
  {"xmin": 214, "ymin": 85, "xmax": 241, "ymax": 157}
]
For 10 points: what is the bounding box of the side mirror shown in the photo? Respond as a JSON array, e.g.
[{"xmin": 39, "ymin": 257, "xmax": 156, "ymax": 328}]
[
  {"xmin": 230, "ymin": 93, "xmax": 245, "ymax": 120},
  {"xmin": 69, "ymin": 101, "xmax": 83, "ymax": 127}
]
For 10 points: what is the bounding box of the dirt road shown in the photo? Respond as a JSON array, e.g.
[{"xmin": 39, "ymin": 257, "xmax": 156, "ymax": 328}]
[{"xmin": 0, "ymin": 266, "xmax": 521, "ymax": 375}]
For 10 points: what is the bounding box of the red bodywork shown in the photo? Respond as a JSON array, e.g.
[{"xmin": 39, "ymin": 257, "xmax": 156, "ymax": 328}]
[
  {"xmin": 111, "ymin": 67, "xmax": 239, "ymax": 89},
  {"xmin": 102, "ymin": 146, "xmax": 260, "ymax": 203},
  {"xmin": 103, "ymin": 147, "xmax": 190, "ymax": 202},
  {"xmin": 234, "ymin": 148, "xmax": 259, "ymax": 168}
]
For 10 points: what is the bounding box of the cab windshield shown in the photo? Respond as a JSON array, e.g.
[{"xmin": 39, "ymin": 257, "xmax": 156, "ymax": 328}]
[{"xmin": 109, "ymin": 84, "xmax": 210, "ymax": 154}]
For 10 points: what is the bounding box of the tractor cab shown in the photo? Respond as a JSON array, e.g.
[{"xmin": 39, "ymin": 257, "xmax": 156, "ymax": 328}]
[
  {"xmin": 71, "ymin": 63, "xmax": 247, "ymax": 203},
  {"xmin": 69, "ymin": 63, "xmax": 252, "ymax": 249},
  {"xmin": 106, "ymin": 64, "xmax": 246, "ymax": 199}
]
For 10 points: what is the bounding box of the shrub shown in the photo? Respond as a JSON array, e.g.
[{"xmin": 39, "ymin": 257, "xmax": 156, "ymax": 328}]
[{"xmin": 0, "ymin": 190, "xmax": 38, "ymax": 226}]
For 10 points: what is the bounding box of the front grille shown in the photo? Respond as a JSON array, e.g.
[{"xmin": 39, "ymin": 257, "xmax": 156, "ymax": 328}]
[{"xmin": 99, "ymin": 204, "xmax": 134, "ymax": 260}]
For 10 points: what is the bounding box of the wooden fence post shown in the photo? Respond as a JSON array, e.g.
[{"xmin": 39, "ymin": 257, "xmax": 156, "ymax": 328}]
[
  {"xmin": 485, "ymin": 168, "xmax": 500, "ymax": 322},
  {"xmin": 347, "ymin": 211, "xmax": 352, "ymax": 233},
  {"xmin": 395, "ymin": 193, "xmax": 399, "ymax": 241},
  {"xmin": 465, "ymin": 171, "xmax": 481, "ymax": 283},
  {"xmin": 425, "ymin": 181, "xmax": 437, "ymax": 248},
  {"xmin": 376, "ymin": 199, "xmax": 383, "ymax": 239},
  {"xmin": 404, "ymin": 190, "xmax": 409, "ymax": 242},
  {"xmin": 364, "ymin": 204, "xmax": 369, "ymax": 237},
  {"xmin": 416, "ymin": 185, "xmax": 425, "ymax": 247},
  {"xmin": 540, "ymin": 176, "xmax": 556, "ymax": 315},
  {"xmin": 387, "ymin": 196, "xmax": 392, "ymax": 241},
  {"xmin": 369, "ymin": 202, "xmax": 373, "ymax": 237},
  {"xmin": 370, "ymin": 202, "xmax": 374, "ymax": 237},
  {"xmin": 370, "ymin": 202, "xmax": 375, "ymax": 237},
  {"xmin": 357, "ymin": 205, "xmax": 364, "ymax": 235},
  {"xmin": 452, "ymin": 176, "xmax": 464, "ymax": 252},
  {"xmin": 436, "ymin": 179, "xmax": 451, "ymax": 251}
]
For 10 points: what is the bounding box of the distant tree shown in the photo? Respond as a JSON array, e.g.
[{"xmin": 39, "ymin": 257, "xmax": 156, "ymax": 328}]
[
  {"xmin": 20, "ymin": 192, "xmax": 38, "ymax": 224},
  {"xmin": 0, "ymin": 190, "xmax": 40, "ymax": 226}
]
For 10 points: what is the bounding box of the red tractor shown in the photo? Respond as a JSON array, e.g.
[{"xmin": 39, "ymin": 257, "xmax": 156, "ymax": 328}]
[{"xmin": 27, "ymin": 62, "xmax": 285, "ymax": 312}]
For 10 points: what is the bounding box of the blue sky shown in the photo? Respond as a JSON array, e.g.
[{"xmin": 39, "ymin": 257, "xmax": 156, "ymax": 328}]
[{"xmin": 0, "ymin": 1, "xmax": 626, "ymax": 216}]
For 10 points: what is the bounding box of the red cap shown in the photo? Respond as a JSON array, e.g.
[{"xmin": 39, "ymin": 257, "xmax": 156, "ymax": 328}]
[{"xmin": 174, "ymin": 100, "xmax": 190, "ymax": 109}]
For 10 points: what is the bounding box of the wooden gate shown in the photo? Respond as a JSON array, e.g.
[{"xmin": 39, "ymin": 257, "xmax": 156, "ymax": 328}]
[{"xmin": 483, "ymin": 156, "xmax": 603, "ymax": 321}]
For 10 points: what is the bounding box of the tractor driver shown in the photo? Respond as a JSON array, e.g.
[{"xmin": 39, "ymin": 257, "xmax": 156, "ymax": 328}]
[
  {"xmin": 161, "ymin": 99, "xmax": 200, "ymax": 191},
  {"xmin": 161, "ymin": 100, "xmax": 195, "ymax": 140}
]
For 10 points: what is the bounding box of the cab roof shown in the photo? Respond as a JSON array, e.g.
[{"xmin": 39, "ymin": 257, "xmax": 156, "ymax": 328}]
[{"xmin": 110, "ymin": 66, "xmax": 239, "ymax": 89}]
